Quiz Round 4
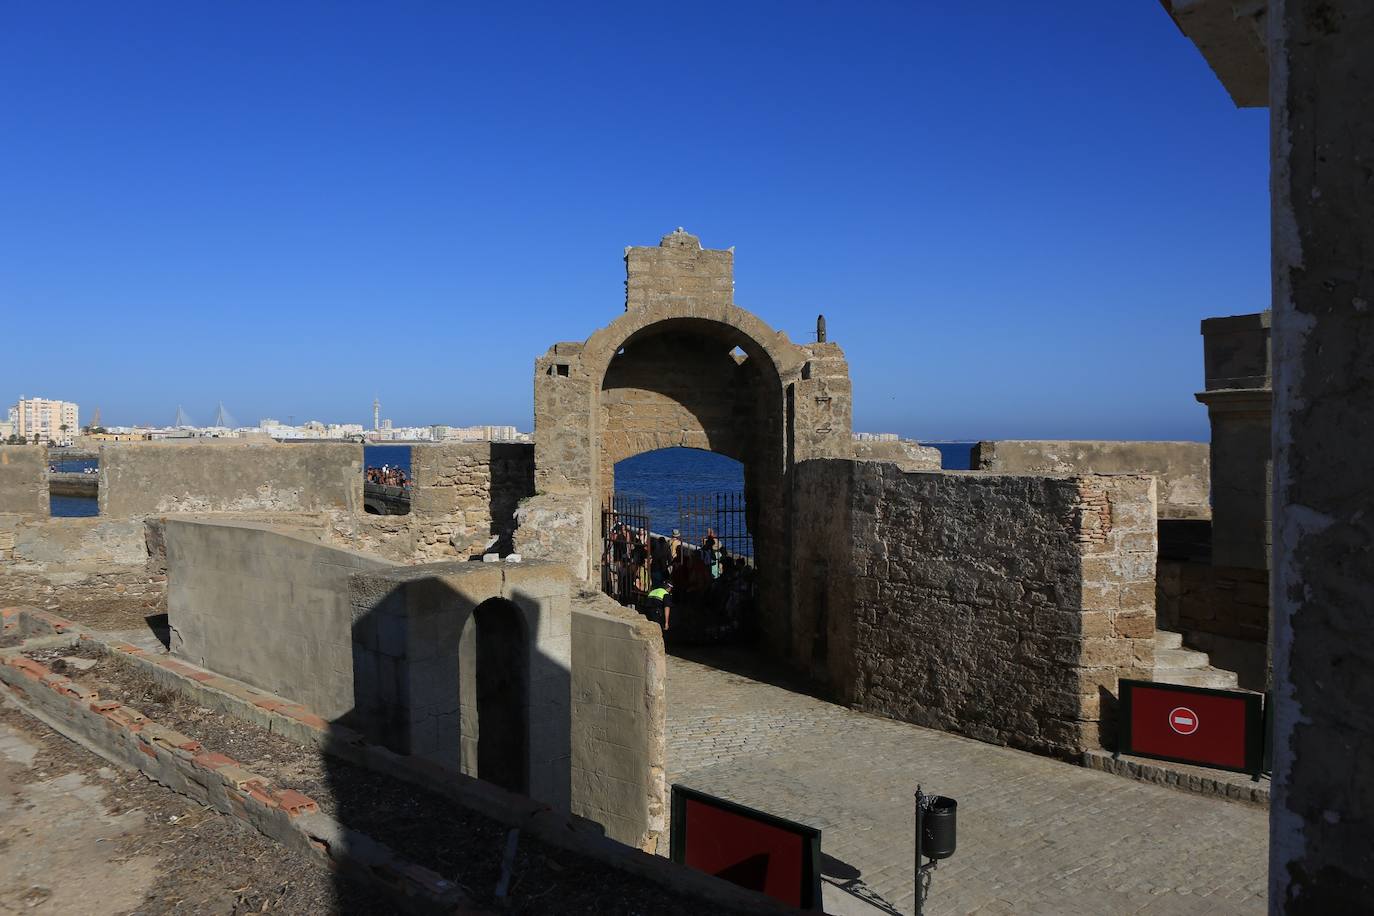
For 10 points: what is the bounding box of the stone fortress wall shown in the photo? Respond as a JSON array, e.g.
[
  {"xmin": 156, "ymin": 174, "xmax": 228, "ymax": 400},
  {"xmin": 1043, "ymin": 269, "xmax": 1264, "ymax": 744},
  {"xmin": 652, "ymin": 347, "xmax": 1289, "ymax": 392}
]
[
  {"xmin": 0, "ymin": 439, "xmax": 537, "ymax": 618},
  {"xmin": 518, "ymin": 230, "xmax": 1174, "ymax": 760},
  {"xmin": 0, "ymin": 229, "xmax": 1275, "ymax": 855},
  {"xmin": 791, "ymin": 461, "xmax": 1157, "ymax": 757}
]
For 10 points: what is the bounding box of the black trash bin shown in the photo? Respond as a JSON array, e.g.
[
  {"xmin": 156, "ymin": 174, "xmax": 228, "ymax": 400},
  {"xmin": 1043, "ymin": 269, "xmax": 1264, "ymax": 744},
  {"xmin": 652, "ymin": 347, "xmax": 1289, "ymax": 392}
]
[{"xmin": 921, "ymin": 796, "xmax": 957, "ymax": 860}]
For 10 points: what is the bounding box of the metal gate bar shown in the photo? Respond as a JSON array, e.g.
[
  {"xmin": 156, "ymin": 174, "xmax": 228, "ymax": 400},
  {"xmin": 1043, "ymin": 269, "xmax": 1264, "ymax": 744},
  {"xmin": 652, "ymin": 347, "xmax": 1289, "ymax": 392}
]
[
  {"xmin": 601, "ymin": 495, "xmax": 650, "ymax": 607},
  {"xmin": 676, "ymin": 491, "xmax": 752, "ymax": 561}
]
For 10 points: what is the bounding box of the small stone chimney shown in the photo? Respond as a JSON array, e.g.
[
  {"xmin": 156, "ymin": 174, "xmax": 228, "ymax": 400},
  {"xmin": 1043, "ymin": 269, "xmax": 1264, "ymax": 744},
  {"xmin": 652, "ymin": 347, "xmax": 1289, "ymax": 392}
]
[{"xmin": 624, "ymin": 228, "xmax": 734, "ymax": 311}]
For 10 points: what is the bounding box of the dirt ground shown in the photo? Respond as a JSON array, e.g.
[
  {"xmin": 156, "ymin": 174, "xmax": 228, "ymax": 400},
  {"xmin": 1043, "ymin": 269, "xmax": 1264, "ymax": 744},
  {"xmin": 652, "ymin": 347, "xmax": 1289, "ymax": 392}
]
[
  {"xmin": 0, "ymin": 701, "xmax": 396, "ymax": 915},
  {"xmin": 16, "ymin": 593, "xmax": 163, "ymax": 637},
  {"xmin": 20, "ymin": 645, "xmax": 745, "ymax": 915}
]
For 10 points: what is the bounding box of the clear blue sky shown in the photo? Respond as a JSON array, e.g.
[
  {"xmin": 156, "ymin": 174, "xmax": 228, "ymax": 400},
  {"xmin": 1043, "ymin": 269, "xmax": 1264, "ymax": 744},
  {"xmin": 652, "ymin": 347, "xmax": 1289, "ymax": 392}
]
[{"xmin": 0, "ymin": 2, "xmax": 1267, "ymax": 439}]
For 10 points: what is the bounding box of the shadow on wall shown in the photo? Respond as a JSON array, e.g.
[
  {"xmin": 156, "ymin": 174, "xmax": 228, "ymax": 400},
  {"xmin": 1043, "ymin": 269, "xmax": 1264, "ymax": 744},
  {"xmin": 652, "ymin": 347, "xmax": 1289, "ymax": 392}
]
[
  {"xmin": 489, "ymin": 442, "xmax": 536, "ymax": 556},
  {"xmin": 320, "ymin": 572, "xmax": 573, "ymax": 912}
]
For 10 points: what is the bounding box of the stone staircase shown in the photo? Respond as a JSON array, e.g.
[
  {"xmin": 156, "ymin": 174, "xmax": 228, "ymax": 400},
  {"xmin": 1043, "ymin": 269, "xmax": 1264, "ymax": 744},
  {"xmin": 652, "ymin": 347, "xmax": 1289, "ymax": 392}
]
[{"xmin": 1152, "ymin": 630, "xmax": 1240, "ymax": 689}]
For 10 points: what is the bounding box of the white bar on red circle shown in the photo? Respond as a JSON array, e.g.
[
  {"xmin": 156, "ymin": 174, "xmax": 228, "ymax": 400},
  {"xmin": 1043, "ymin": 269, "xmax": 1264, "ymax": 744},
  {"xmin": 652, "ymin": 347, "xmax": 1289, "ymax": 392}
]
[{"xmin": 1169, "ymin": 707, "xmax": 1200, "ymax": 735}]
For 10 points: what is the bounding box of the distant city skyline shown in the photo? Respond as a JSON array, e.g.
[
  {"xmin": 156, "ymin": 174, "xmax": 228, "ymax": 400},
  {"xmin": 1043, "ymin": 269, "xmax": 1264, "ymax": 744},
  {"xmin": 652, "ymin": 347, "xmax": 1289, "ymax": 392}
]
[{"xmin": 0, "ymin": 4, "xmax": 1265, "ymax": 442}]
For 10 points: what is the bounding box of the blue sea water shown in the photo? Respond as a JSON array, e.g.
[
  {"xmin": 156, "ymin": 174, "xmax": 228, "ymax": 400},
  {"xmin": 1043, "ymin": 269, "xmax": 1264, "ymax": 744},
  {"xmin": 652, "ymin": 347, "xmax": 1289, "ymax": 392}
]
[
  {"xmin": 49, "ymin": 458, "xmax": 99, "ymax": 518},
  {"xmin": 364, "ymin": 444, "xmax": 413, "ymax": 475},
  {"xmin": 50, "ymin": 495, "xmax": 99, "ymax": 517},
  {"xmin": 926, "ymin": 442, "xmax": 974, "ymax": 470},
  {"xmin": 614, "ymin": 449, "xmax": 747, "ymax": 538}
]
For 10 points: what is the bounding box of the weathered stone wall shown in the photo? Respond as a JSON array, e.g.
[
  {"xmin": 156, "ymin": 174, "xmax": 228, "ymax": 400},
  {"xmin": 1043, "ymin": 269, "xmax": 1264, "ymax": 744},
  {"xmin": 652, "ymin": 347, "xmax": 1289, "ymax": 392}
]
[
  {"xmin": 0, "ymin": 441, "xmax": 534, "ymax": 623},
  {"xmin": 0, "ymin": 446, "xmax": 48, "ymax": 516},
  {"xmin": 1156, "ymin": 560, "xmax": 1268, "ymax": 643},
  {"xmin": 100, "ymin": 441, "xmax": 361, "ymax": 517},
  {"xmin": 972, "ymin": 440, "xmax": 1210, "ymax": 520},
  {"xmin": 342, "ymin": 442, "xmax": 534, "ymax": 562},
  {"xmin": 0, "ymin": 515, "xmax": 163, "ymax": 619},
  {"xmin": 165, "ymin": 518, "xmax": 395, "ymax": 719},
  {"xmin": 570, "ymin": 591, "xmax": 666, "ymax": 851},
  {"xmin": 1269, "ymin": 1, "xmax": 1374, "ymax": 907},
  {"xmin": 794, "ymin": 460, "xmax": 1156, "ymax": 757}
]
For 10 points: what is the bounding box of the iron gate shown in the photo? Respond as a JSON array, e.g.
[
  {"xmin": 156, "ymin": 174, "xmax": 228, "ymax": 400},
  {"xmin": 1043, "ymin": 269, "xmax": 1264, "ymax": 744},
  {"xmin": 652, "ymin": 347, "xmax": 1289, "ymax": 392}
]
[
  {"xmin": 601, "ymin": 494, "xmax": 650, "ymax": 607},
  {"xmin": 676, "ymin": 492, "xmax": 752, "ymax": 560},
  {"xmin": 599, "ymin": 491, "xmax": 756, "ymax": 644}
]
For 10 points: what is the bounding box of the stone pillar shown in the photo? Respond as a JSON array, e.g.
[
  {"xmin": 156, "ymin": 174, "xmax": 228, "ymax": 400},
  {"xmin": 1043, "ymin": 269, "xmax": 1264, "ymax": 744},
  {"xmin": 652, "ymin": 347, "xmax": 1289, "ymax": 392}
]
[
  {"xmin": 1196, "ymin": 312, "xmax": 1272, "ymax": 571},
  {"xmin": 1269, "ymin": 0, "xmax": 1374, "ymax": 909}
]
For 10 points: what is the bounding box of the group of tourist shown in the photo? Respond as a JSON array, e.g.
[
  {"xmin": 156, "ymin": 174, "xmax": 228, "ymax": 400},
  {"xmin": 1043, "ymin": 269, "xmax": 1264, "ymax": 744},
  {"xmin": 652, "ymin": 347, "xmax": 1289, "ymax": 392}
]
[
  {"xmin": 365, "ymin": 464, "xmax": 410, "ymax": 489},
  {"xmin": 602, "ymin": 520, "xmax": 755, "ymax": 635}
]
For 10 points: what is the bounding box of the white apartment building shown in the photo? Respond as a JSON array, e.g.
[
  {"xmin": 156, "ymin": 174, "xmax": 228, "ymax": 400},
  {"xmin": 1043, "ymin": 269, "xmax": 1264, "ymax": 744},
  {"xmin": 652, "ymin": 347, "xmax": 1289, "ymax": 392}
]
[{"xmin": 11, "ymin": 397, "xmax": 79, "ymax": 445}]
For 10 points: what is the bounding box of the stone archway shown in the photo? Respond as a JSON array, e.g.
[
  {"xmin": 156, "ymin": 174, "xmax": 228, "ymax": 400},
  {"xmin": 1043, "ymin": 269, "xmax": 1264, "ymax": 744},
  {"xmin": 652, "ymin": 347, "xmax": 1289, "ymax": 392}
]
[{"xmin": 520, "ymin": 229, "xmax": 856, "ymax": 660}]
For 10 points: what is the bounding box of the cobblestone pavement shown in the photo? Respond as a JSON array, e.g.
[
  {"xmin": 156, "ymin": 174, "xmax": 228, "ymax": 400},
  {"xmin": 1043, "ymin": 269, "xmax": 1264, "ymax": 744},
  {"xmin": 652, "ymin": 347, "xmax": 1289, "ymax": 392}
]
[{"xmin": 665, "ymin": 649, "xmax": 1267, "ymax": 916}]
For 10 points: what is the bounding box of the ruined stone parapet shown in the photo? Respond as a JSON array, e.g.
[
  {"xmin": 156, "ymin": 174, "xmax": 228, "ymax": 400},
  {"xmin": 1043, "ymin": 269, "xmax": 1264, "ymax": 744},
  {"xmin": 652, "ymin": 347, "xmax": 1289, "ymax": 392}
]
[
  {"xmin": 972, "ymin": 439, "xmax": 1210, "ymax": 521},
  {"xmin": 849, "ymin": 437, "xmax": 942, "ymax": 470},
  {"xmin": 0, "ymin": 445, "xmax": 48, "ymax": 517},
  {"xmin": 99, "ymin": 441, "xmax": 362, "ymax": 517}
]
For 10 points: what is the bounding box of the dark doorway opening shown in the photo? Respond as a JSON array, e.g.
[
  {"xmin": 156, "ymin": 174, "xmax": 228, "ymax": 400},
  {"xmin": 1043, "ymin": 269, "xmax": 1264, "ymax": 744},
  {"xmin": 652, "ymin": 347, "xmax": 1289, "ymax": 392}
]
[{"xmin": 471, "ymin": 598, "xmax": 528, "ymax": 794}]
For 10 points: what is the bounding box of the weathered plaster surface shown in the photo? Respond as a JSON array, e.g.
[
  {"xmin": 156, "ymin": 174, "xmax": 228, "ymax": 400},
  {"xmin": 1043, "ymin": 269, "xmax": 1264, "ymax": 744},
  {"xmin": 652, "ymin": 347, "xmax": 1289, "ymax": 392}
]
[{"xmin": 1269, "ymin": 1, "xmax": 1374, "ymax": 908}]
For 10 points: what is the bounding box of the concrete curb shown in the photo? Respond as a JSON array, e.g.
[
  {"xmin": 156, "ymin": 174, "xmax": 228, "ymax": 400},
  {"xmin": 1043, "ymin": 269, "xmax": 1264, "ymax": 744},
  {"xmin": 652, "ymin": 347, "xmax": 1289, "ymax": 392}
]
[
  {"xmin": 2, "ymin": 606, "xmax": 797, "ymax": 915},
  {"xmin": 1081, "ymin": 748, "xmax": 1269, "ymax": 806}
]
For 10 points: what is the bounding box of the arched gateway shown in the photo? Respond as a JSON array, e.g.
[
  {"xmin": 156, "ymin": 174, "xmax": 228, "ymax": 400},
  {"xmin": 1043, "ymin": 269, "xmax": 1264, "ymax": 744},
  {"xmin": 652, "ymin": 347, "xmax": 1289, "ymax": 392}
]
[{"xmin": 519, "ymin": 229, "xmax": 857, "ymax": 657}]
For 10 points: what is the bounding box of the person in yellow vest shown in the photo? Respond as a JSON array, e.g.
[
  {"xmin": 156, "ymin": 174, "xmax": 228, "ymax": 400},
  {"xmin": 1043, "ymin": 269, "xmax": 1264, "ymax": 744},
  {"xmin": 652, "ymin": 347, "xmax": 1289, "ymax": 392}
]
[{"xmin": 646, "ymin": 583, "xmax": 673, "ymax": 632}]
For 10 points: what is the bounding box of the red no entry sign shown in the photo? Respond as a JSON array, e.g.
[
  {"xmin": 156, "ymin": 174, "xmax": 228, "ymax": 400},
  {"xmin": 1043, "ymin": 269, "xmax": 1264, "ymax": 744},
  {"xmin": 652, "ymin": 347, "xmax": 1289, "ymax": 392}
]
[
  {"xmin": 1168, "ymin": 706, "xmax": 1200, "ymax": 735},
  {"xmin": 1118, "ymin": 680, "xmax": 1264, "ymax": 775}
]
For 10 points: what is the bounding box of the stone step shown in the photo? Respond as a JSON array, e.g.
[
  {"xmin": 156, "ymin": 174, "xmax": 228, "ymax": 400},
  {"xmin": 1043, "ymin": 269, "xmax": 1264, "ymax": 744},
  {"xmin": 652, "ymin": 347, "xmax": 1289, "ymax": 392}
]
[
  {"xmin": 1154, "ymin": 646, "xmax": 1211, "ymax": 670},
  {"xmin": 1154, "ymin": 629, "xmax": 1183, "ymax": 650},
  {"xmin": 1152, "ymin": 665, "xmax": 1240, "ymax": 690}
]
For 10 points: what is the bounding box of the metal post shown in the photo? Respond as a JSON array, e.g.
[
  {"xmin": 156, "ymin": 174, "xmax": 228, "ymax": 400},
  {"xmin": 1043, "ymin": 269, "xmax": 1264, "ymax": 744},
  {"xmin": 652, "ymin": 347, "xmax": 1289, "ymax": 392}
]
[{"xmin": 914, "ymin": 785, "xmax": 924, "ymax": 916}]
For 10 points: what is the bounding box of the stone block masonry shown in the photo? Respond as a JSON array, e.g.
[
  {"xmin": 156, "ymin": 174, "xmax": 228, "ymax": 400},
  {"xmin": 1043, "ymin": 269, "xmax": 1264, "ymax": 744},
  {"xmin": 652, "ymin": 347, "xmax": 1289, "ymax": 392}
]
[
  {"xmin": 793, "ymin": 459, "xmax": 1156, "ymax": 758},
  {"xmin": 624, "ymin": 227, "xmax": 733, "ymax": 312},
  {"xmin": 524, "ymin": 229, "xmax": 858, "ymax": 660}
]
